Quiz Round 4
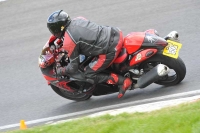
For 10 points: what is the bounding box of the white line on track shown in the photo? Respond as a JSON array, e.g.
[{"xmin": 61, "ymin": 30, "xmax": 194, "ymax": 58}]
[
  {"xmin": 0, "ymin": 0, "xmax": 6, "ymax": 2},
  {"xmin": 1, "ymin": 90, "xmax": 200, "ymax": 130}
]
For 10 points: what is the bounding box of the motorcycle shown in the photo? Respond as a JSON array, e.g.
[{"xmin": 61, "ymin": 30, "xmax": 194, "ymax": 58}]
[{"xmin": 38, "ymin": 29, "xmax": 186, "ymax": 101}]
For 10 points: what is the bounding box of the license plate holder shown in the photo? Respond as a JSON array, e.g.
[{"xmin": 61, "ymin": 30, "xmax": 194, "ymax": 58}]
[{"xmin": 163, "ymin": 40, "xmax": 182, "ymax": 59}]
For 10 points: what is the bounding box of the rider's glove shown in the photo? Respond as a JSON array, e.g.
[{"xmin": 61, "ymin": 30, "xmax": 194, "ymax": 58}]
[
  {"xmin": 56, "ymin": 49, "xmax": 69, "ymax": 63},
  {"xmin": 55, "ymin": 66, "xmax": 67, "ymax": 78}
]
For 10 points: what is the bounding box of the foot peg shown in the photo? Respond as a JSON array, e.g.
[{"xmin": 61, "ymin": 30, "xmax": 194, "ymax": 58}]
[{"xmin": 133, "ymin": 64, "xmax": 169, "ymax": 89}]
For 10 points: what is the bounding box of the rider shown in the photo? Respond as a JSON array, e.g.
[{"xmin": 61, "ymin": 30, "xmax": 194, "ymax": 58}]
[{"xmin": 46, "ymin": 10, "xmax": 132, "ymax": 98}]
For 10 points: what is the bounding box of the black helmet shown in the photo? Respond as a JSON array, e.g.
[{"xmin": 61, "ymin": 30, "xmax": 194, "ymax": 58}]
[{"xmin": 47, "ymin": 10, "xmax": 71, "ymax": 38}]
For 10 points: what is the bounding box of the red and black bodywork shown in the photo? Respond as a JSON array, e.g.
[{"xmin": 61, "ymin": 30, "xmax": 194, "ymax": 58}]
[
  {"xmin": 39, "ymin": 29, "xmax": 172, "ymax": 101},
  {"xmin": 112, "ymin": 29, "xmax": 167, "ymax": 73}
]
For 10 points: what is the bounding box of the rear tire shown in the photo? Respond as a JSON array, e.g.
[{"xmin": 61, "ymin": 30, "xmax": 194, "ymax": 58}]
[
  {"xmin": 140, "ymin": 53, "xmax": 186, "ymax": 86},
  {"xmin": 50, "ymin": 84, "xmax": 92, "ymax": 101}
]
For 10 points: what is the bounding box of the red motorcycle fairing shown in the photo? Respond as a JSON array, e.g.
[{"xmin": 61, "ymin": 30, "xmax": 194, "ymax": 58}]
[
  {"xmin": 124, "ymin": 32, "xmax": 145, "ymax": 54},
  {"xmin": 43, "ymin": 75, "xmax": 57, "ymax": 84},
  {"xmin": 41, "ymin": 66, "xmax": 74, "ymax": 92},
  {"xmin": 39, "ymin": 54, "xmax": 55, "ymax": 68},
  {"xmin": 124, "ymin": 31, "xmax": 167, "ymax": 55},
  {"xmin": 129, "ymin": 49, "xmax": 157, "ymax": 66},
  {"xmin": 40, "ymin": 64, "xmax": 56, "ymax": 85},
  {"xmin": 55, "ymin": 81, "xmax": 75, "ymax": 92},
  {"xmin": 42, "ymin": 71, "xmax": 75, "ymax": 92}
]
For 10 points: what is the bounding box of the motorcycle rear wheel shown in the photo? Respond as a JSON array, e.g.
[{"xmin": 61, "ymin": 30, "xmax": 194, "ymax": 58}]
[
  {"xmin": 139, "ymin": 53, "xmax": 186, "ymax": 86},
  {"xmin": 50, "ymin": 84, "xmax": 92, "ymax": 101}
]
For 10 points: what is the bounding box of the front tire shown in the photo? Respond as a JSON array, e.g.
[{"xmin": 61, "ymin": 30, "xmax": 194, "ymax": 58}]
[
  {"xmin": 140, "ymin": 54, "xmax": 186, "ymax": 86},
  {"xmin": 50, "ymin": 84, "xmax": 92, "ymax": 101}
]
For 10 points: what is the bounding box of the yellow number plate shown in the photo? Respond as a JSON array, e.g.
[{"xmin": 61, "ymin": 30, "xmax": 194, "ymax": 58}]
[{"xmin": 163, "ymin": 40, "xmax": 182, "ymax": 59}]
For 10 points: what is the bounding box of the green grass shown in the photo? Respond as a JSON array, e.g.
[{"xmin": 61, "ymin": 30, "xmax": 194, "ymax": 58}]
[{"xmin": 7, "ymin": 100, "xmax": 200, "ymax": 133}]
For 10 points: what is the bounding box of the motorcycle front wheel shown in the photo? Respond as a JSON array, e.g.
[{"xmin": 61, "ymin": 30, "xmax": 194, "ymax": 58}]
[
  {"xmin": 50, "ymin": 83, "xmax": 92, "ymax": 101},
  {"xmin": 139, "ymin": 53, "xmax": 186, "ymax": 86}
]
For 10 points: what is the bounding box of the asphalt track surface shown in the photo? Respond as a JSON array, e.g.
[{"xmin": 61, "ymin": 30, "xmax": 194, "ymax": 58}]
[{"xmin": 0, "ymin": 0, "xmax": 200, "ymax": 130}]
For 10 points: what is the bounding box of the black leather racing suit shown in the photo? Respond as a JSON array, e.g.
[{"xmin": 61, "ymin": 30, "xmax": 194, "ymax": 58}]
[{"xmin": 61, "ymin": 17, "xmax": 125, "ymax": 85}]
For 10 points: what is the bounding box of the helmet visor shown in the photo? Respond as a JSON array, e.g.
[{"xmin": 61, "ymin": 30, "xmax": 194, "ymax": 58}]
[{"xmin": 47, "ymin": 24, "xmax": 62, "ymax": 38}]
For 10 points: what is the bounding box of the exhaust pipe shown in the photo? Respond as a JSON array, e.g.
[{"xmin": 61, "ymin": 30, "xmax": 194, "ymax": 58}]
[
  {"xmin": 133, "ymin": 64, "xmax": 169, "ymax": 89},
  {"xmin": 164, "ymin": 31, "xmax": 179, "ymax": 41}
]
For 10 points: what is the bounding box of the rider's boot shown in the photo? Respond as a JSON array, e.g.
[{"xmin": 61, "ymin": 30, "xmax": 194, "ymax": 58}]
[
  {"xmin": 118, "ymin": 78, "xmax": 132, "ymax": 98},
  {"xmin": 106, "ymin": 73, "xmax": 132, "ymax": 98}
]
